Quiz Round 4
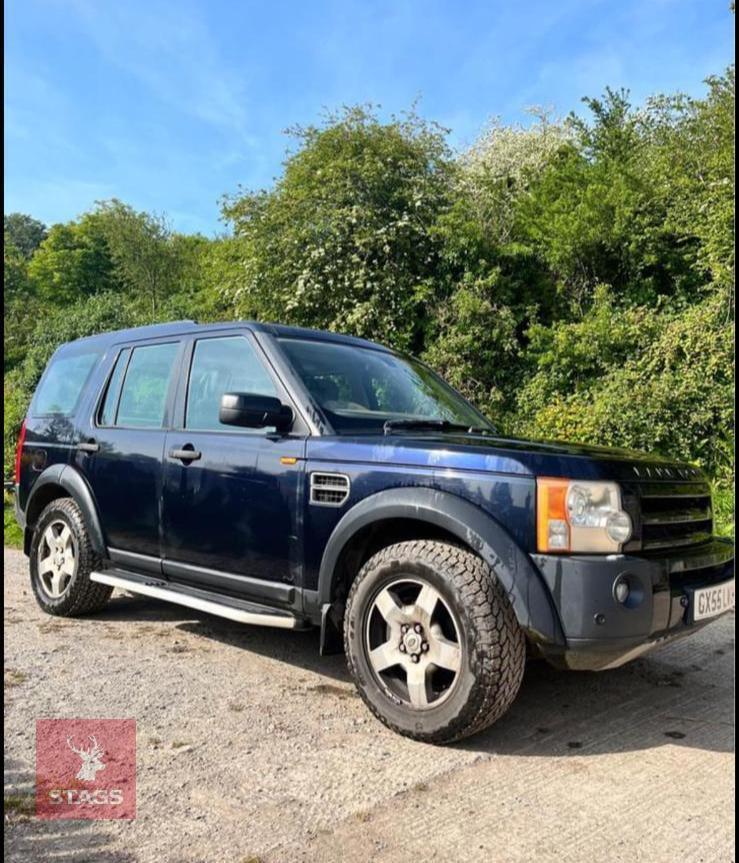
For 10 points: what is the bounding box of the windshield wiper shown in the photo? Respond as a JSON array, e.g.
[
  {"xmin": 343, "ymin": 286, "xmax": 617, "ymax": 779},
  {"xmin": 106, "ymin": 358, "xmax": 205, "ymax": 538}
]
[{"xmin": 383, "ymin": 419, "xmax": 491, "ymax": 435}]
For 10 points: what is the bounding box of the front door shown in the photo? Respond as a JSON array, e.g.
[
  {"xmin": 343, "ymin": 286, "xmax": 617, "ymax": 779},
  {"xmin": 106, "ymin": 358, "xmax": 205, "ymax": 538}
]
[{"xmin": 161, "ymin": 332, "xmax": 305, "ymax": 599}]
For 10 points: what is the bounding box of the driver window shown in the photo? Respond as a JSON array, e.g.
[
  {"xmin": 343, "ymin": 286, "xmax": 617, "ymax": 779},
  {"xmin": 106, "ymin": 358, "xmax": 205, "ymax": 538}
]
[{"xmin": 186, "ymin": 336, "xmax": 278, "ymax": 431}]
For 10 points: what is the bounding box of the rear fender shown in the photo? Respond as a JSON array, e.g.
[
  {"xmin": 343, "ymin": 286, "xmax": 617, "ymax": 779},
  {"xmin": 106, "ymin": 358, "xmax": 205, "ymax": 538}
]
[{"xmin": 23, "ymin": 464, "xmax": 106, "ymax": 556}]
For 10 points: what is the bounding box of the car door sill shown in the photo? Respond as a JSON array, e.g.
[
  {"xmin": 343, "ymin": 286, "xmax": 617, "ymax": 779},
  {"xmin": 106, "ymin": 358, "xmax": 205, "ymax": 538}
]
[
  {"xmin": 90, "ymin": 568, "xmax": 305, "ymax": 630},
  {"xmin": 106, "ymin": 548, "xmax": 296, "ymax": 607},
  {"xmin": 162, "ymin": 557, "xmax": 295, "ymax": 606},
  {"xmin": 108, "ymin": 547, "xmax": 162, "ymax": 575}
]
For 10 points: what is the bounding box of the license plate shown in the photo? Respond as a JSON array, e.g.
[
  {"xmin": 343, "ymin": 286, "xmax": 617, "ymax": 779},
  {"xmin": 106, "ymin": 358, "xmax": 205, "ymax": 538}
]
[{"xmin": 691, "ymin": 579, "xmax": 735, "ymax": 622}]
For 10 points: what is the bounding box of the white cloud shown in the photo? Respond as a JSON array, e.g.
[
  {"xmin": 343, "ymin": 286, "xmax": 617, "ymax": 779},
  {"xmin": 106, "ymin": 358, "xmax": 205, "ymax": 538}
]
[{"xmin": 67, "ymin": 0, "xmax": 255, "ymax": 144}]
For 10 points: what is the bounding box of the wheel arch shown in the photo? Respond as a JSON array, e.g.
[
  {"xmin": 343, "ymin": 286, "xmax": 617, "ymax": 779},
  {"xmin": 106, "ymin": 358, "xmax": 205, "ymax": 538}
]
[
  {"xmin": 316, "ymin": 486, "xmax": 565, "ymax": 648},
  {"xmin": 23, "ymin": 465, "xmax": 106, "ymax": 557}
]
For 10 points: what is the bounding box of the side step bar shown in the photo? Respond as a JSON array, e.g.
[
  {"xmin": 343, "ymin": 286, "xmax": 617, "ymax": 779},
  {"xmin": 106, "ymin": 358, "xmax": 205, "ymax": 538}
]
[{"xmin": 90, "ymin": 570, "xmax": 301, "ymax": 629}]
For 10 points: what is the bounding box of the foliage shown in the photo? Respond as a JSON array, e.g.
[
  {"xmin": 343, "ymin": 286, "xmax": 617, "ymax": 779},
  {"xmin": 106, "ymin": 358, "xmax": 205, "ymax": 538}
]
[
  {"xmin": 94, "ymin": 199, "xmax": 198, "ymax": 315},
  {"xmin": 457, "ymin": 109, "xmax": 572, "ymax": 245},
  {"xmin": 4, "ymin": 213, "xmax": 47, "ymax": 259},
  {"xmin": 4, "ymin": 237, "xmax": 39, "ymax": 371},
  {"xmin": 515, "ymin": 88, "xmax": 703, "ymax": 309},
  {"xmin": 3, "ymin": 293, "xmax": 153, "ymax": 476},
  {"xmin": 27, "ymin": 213, "xmax": 120, "ymax": 304},
  {"xmin": 514, "ymin": 290, "xmax": 734, "ymax": 482},
  {"xmin": 644, "ymin": 69, "xmax": 735, "ymax": 305},
  {"xmin": 2, "ymin": 67, "xmax": 735, "ymax": 535},
  {"xmin": 220, "ymin": 106, "xmax": 452, "ymax": 351},
  {"xmin": 713, "ymin": 484, "xmax": 735, "ymax": 539},
  {"xmin": 4, "ymin": 494, "xmax": 23, "ymax": 548}
]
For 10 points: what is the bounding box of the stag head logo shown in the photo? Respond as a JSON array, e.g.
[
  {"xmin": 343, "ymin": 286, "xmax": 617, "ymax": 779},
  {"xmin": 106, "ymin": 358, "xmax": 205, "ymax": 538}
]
[{"xmin": 67, "ymin": 735, "xmax": 106, "ymax": 782}]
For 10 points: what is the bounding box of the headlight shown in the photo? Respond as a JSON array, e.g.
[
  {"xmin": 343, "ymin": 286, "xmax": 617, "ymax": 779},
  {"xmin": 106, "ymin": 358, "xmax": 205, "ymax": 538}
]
[{"xmin": 537, "ymin": 478, "xmax": 632, "ymax": 553}]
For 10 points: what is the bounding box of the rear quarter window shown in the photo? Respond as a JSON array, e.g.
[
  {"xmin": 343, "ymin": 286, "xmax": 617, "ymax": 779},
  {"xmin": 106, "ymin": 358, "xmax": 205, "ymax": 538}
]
[{"xmin": 31, "ymin": 351, "xmax": 99, "ymax": 416}]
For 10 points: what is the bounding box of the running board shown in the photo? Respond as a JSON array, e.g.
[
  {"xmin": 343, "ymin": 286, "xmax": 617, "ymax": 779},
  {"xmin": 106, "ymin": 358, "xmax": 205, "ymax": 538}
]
[{"xmin": 90, "ymin": 570, "xmax": 301, "ymax": 629}]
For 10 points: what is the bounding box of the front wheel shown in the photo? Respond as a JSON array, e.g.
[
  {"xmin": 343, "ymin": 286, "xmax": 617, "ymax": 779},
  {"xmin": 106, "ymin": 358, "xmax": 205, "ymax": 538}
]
[{"xmin": 344, "ymin": 540, "xmax": 526, "ymax": 744}]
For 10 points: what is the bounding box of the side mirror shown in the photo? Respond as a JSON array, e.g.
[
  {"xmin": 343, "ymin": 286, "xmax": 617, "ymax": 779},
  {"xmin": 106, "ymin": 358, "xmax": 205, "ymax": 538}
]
[{"xmin": 219, "ymin": 393, "xmax": 293, "ymax": 433}]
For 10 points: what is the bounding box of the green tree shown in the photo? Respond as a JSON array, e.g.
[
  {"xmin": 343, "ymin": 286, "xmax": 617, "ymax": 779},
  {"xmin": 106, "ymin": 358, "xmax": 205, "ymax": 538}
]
[
  {"xmin": 94, "ymin": 200, "xmax": 190, "ymax": 315},
  {"xmin": 516, "ymin": 88, "xmax": 702, "ymax": 309},
  {"xmin": 221, "ymin": 106, "xmax": 452, "ymax": 350},
  {"xmin": 4, "ymin": 236, "xmax": 39, "ymax": 371},
  {"xmin": 4, "ymin": 213, "xmax": 47, "ymax": 259},
  {"xmin": 3, "ymin": 292, "xmax": 151, "ymax": 476},
  {"xmin": 515, "ymin": 290, "xmax": 733, "ymax": 483},
  {"xmin": 644, "ymin": 67, "xmax": 735, "ymax": 309},
  {"xmin": 28, "ymin": 214, "xmax": 119, "ymax": 304}
]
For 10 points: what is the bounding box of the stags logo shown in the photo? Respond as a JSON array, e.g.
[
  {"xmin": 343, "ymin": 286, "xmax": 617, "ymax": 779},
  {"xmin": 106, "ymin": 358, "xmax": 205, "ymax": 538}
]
[
  {"xmin": 67, "ymin": 735, "xmax": 106, "ymax": 782},
  {"xmin": 36, "ymin": 719, "xmax": 136, "ymax": 820}
]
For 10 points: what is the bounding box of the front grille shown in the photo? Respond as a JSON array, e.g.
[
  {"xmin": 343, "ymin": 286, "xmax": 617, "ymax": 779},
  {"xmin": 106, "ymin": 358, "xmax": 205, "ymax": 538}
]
[{"xmin": 638, "ymin": 481, "xmax": 713, "ymax": 551}]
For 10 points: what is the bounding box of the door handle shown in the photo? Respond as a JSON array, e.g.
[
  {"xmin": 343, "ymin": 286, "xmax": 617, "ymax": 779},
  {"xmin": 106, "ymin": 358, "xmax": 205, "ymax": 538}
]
[
  {"xmin": 169, "ymin": 447, "xmax": 202, "ymax": 462},
  {"xmin": 77, "ymin": 440, "xmax": 100, "ymax": 453}
]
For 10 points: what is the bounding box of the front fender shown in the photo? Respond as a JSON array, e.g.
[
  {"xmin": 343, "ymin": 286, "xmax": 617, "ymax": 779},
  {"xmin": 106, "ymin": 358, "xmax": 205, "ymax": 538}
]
[
  {"xmin": 24, "ymin": 464, "xmax": 106, "ymax": 556},
  {"xmin": 317, "ymin": 486, "xmax": 565, "ymax": 647}
]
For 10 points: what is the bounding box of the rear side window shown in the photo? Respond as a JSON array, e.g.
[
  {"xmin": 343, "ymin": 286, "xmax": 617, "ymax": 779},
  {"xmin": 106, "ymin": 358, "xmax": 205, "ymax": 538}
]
[
  {"xmin": 115, "ymin": 343, "xmax": 179, "ymax": 428},
  {"xmin": 32, "ymin": 351, "xmax": 99, "ymax": 416},
  {"xmin": 98, "ymin": 348, "xmax": 131, "ymax": 426},
  {"xmin": 186, "ymin": 336, "xmax": 278, "ymax": 431}
]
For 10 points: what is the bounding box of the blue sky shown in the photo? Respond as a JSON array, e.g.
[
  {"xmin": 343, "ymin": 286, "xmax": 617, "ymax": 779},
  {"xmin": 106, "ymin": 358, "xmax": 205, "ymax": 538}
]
[{"xmin": 4, "ymin": 0, "xmax": 735, "ymax": 236}]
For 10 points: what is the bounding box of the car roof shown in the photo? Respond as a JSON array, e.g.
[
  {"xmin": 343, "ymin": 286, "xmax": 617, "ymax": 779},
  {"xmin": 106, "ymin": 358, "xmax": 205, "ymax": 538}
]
[{"xmin": 56, "ymin": 320, "xmax": 392, "ymax": 353}]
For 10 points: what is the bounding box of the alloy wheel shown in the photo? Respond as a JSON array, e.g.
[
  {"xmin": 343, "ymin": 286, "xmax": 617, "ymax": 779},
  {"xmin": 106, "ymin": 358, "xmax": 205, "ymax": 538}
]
[
  {"xmin": 365, "ymin": 578, "xmax": 463, "ymax": 710},
  {"xmin": 37, "ymin": 519, "xmax": 76, "ymax": 599}
]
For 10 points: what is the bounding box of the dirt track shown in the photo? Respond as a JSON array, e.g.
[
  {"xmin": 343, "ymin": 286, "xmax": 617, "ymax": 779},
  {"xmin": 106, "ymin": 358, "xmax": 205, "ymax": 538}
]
[{"xmin": 4, "ymin": 546, "xmax": 735, "ymax": 862}]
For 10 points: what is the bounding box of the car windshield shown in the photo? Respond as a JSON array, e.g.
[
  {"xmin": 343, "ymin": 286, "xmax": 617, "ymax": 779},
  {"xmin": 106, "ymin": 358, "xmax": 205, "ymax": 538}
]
[{"xmin": 278, "ymin": 337, "xmax": 493, "ymax": 435}]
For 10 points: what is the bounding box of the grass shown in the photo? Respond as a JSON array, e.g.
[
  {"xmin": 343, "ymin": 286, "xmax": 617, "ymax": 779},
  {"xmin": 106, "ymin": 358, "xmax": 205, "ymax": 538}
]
[
  {"xmin": 4, "ymin": 793, "xmax": 35, "ymax": 817},
  {"xmin": 4, "ymin": 668, "xmax": 28, "ymax": 688},
  {"xmin": 4, "ymin": 493, "xmax": 23, "ymax": 549}
]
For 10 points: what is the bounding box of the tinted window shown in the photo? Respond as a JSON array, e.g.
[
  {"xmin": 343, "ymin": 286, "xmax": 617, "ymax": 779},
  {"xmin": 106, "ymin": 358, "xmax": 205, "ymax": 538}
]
[
  {"xmin": 279, "ymin": 338, "xmax": 491, "ymax": 434},
  {"xmin": 186, "ymin": 336, "xmax": 277, "ymax": 431},
  {"xmin": 116, "ymin": 343, "xmax": 178, "ymax": 428},
  {"xmin": 32, "ymin": 352, "xmax": 99, "ymax": 416},
  {"xmin": 98, "ymin": 348, "xmax": 131, "ymax": 426}
]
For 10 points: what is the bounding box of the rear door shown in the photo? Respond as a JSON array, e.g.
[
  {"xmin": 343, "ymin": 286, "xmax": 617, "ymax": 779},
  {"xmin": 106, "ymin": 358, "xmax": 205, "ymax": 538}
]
[
  {"xmin": 160, "ymin": 330, "xmax": 306, "ymax": 599},
  {"xmin": 78, "ymin": 338, "xmax": 184, "ymax": 563}
]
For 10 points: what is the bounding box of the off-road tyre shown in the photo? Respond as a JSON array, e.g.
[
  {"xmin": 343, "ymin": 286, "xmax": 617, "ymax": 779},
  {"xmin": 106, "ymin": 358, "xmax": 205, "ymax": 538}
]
[
  {"xmin": 344, "ymin": 540, "xmax": 526, "ymax": 744},
  {"xmin": 29, "ymin": 497, "xmax": 113, "ymax": 616}
]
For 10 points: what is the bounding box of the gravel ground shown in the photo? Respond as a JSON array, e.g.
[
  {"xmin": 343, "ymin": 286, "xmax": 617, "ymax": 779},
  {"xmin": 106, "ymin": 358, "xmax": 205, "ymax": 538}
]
[{"xmin": 4, "ymin": 546, "xmax": 735, "ymax": 863}]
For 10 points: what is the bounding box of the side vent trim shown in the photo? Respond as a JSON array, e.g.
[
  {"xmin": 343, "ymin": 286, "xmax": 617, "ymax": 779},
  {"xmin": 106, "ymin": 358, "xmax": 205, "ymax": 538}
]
[{"xmin": 310, "ymin": 472, "xmax": 350, "ymax": 507}]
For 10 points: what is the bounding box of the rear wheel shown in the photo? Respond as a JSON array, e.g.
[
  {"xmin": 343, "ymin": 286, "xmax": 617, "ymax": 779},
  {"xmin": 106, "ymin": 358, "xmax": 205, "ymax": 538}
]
[
  {"xmin": 29, "ymin": 498, "xmax": 112, "ymax": 616},
  {"xmin": 344, "ymin": 540, "xmax": 526, "ymax": 743}
]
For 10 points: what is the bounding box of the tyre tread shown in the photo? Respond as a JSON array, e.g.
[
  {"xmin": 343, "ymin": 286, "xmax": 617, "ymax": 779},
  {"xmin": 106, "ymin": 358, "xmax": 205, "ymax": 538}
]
[
  {"xmin": 31, "ymin": 498, "xmax": 112, "ymax": 617},
  {"xmin": 344, "ymin": 539, "xmax": 525, "ymax": 744}
]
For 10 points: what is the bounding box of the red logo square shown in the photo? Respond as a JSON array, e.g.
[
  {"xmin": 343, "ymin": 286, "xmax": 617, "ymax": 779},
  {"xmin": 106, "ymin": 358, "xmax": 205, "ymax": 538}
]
[{"xmin": 35, "ymin": 719, "xmax": 136, "ymax": 819}]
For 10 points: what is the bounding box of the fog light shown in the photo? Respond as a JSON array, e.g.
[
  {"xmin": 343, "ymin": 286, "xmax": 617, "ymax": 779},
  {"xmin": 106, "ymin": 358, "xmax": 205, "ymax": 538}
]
[{"xmin": 614, "ymin": 577, "xmax": 630, "ymax": 604}]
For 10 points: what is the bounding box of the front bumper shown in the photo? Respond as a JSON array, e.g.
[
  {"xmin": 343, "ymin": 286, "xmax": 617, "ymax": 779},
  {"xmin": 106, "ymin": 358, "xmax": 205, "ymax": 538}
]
[{"xmin": 532, "ymin": 538, "xmax": 734, "ymax": 670}]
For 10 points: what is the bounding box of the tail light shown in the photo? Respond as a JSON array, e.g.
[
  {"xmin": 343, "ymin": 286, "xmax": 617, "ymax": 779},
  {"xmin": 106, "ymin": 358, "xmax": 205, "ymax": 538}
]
[{"xmin": 14, "ymin": 419, "xmax": 27, "ymax": 485}]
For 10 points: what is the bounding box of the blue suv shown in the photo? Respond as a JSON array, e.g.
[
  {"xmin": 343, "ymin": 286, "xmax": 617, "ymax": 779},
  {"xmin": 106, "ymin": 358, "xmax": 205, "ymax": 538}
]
[{"xmin": 12, "ymin": 320, "xmax": 735, "ymax": 742}]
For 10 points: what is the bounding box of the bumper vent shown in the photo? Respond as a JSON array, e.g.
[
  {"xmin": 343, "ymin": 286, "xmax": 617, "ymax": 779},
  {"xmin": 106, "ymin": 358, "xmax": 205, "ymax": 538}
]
[
  {"xmin": 638, "ymin": 482, "xmax": 713, "ymax": 551},
  {"xmin": 310, "ymin": 472, "xmax": 350, "ymax": 507}
]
